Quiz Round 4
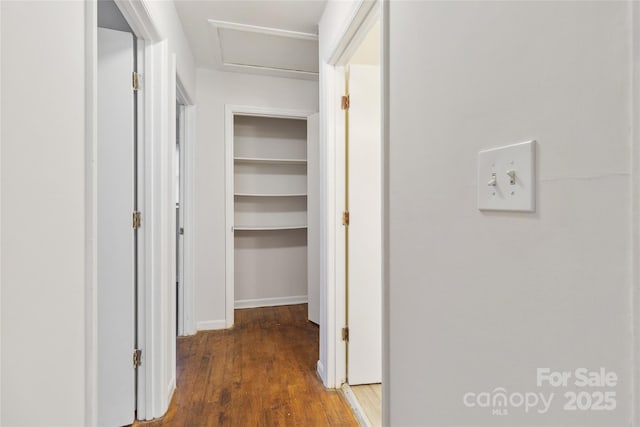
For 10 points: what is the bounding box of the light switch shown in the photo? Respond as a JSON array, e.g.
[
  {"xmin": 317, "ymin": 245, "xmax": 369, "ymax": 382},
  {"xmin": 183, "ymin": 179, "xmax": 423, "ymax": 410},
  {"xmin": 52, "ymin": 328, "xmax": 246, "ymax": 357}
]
[{"xmin": 477, "ymin": 140, "xmax": 536, "ymax": 212}]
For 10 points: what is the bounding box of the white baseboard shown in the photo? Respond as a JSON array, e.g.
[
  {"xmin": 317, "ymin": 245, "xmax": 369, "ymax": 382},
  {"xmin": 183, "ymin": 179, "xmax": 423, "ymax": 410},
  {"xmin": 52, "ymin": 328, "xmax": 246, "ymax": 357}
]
[
  {"xmin": 317, "ymin": 360, "xmax": 326, "ymax": 384},
  {"xmin": 196, "ymin": 319, "xmax": 227, "ymax": 331},
  {"xmin": 342, "ymin": 383, "xmax": 372, "ymax": 427},
  {"xmin": 234, "ymin": 295, "xmax": 308, "ymax": 309},
  {"xmin": 167, "ymin": 377, "xmax": 175, "ymax": 399},
  {"xmin": 186, "ymin": 319, "xmax": 197, "ymax": 336},
  {"xmin": 166, "ymin": 377, "xmax": 176, "ymax": 413}
]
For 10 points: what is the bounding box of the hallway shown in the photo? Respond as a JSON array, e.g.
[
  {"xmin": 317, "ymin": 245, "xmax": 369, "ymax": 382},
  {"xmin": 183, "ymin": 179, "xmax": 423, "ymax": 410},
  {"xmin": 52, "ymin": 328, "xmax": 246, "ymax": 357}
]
[{"xmin": 135, "ymin": 304, "xmax": 358, "ymax": 426}]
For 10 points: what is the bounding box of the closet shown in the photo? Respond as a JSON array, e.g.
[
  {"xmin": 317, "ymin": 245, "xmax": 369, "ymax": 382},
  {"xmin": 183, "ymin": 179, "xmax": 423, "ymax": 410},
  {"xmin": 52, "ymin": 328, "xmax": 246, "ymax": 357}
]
[{"xmin": 230, "ymin": 113, "xmax": 317, "ymax": 318}]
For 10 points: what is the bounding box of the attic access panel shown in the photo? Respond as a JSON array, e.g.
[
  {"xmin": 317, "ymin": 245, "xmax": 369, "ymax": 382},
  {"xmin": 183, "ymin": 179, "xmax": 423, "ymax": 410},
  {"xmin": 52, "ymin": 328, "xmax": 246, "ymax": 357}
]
[{"xmin": 209, "ymin": 20, "xmax": 319, "ymax": 78}]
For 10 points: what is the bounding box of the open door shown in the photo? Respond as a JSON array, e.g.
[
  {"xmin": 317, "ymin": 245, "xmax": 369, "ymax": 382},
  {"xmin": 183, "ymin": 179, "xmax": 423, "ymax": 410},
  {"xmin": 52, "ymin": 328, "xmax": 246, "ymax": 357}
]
[
  {"xmin": 307, "ymin": 113, "xmax": 320, "ymax": 324},
  {"xmin": 97, "ymin": 27, "xmax": 136, "ymax": 426},
  {"xmin": 346, "ymin": 65, "xmax": 382, "ymax": 385},
  {"xmin": 177, "ymin": 104, "xmax": 185, "ymax": 335}
]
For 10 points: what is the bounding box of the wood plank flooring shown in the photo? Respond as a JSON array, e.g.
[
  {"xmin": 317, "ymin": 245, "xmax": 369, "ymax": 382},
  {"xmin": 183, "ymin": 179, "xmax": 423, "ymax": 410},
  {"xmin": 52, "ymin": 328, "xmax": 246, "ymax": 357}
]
[
  {"xmin": 134, "ymin": 304, "xmax": 358, "ymax": 427},
  {"xmin": 350, "ymin": 384, "xmax": 381, "ymax": 427}
]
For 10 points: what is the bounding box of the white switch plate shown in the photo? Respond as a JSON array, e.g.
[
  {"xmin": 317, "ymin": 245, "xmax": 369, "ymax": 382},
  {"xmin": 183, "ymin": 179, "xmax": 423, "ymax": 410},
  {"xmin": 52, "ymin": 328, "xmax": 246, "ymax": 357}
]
[{"xmin": 477, "ymin": 140, "xmax": 536, "ymax": 212}]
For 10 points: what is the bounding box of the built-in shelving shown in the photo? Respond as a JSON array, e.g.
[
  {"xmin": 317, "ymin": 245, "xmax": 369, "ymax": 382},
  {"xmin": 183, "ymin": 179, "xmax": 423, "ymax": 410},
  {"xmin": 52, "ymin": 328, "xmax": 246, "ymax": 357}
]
[
  {"xmin": 225, "ymin": 110, "xmax": 317, "ymax": 307},
  {"xmin": 231, "ymin": 113, "xmax": 312, "ymax": 311},
  {"xmin": 233, "ymin": 115, "xmax": 308, "ymax": 231},
  {"xmin": 234, "ymin": 193, "xmax": 307, "ymax": 197},
  {"xmin": 234, "ymin": 225, "xmax": 308, "ymax": 231},
  {"xmin": 234, "ymin": 157, "xmax": 307, "ymax": 165},
  {"xmin": 234, "ymin": 162, "xmax": 307, "ymax": 195}
]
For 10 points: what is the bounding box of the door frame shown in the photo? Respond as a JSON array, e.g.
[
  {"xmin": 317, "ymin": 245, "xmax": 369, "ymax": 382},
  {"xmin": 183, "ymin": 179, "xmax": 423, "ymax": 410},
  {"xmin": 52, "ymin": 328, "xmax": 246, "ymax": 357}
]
[
  {"xmin": 86, "ymin": 0, "xmax": 188, "ymax": 423},
  {"xmin": 632, "ymin": 2, "xmax": 640, "ymax": 426},
  {"xmin": 224, "ymin": 105, "xmax": 316, "ymax": 328},
  {"xmin": 319, "ymin": 0, "xmax": 388, "ymax": 423},
  {"xmin": 176, "ymin": 103, "xmax": 185, "ymax": 336},
  {"xmin": 176, "ymin": 82, "xmax": 197, "ymax": 337}
]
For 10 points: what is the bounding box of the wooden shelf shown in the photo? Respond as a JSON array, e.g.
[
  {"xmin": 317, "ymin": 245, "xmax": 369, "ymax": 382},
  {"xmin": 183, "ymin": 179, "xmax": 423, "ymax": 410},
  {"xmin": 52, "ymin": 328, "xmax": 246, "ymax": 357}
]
[
  {"xmin": 234, "ymin": 193, "xmax": 307, "ymax": 197},
  {"xmin": 234, "ymin": 225, "xmax": 308, "ymax": 231},
  {"xmin": 234, "ymin": 157, "xmax": 307, "ymax": 165}
]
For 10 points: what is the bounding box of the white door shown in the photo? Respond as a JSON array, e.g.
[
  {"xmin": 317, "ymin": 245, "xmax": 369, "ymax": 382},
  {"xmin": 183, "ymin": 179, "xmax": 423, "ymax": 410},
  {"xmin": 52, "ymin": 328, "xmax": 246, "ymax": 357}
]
[
  {"xmin": 347, "ymin": 65, "xmax": 382, "ymax": 385},
  {"xmin": 307, "ymin": 113, "xmax": 320, "ymax": 324},
  {"xmin": 97, "ymin": 27, "xmax": 136, "ymax": 427},
  {"xmin": 177, "ymin": 105, "xmax": 185, "ymax": 335}
]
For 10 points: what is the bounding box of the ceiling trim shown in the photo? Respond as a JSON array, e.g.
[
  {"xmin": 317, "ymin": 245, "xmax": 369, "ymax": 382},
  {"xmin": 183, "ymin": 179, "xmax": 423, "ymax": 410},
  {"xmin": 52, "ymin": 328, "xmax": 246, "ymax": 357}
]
[
  {"xmin": 207, "ymin": 19, "xmax": 318, "ymax": 41},
  {"xmin": 223, "ymin": 63, "xmax": 318, "ymax": 81}
]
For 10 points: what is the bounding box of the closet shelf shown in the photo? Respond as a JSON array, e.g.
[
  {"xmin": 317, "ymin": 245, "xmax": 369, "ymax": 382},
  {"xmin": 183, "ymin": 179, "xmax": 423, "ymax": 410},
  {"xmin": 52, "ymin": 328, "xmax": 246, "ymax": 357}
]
[
  {"xmin": 234, "ymin": 193, "xmax": 307, "ymax": 197},
  {"xmin": 234, "ymin": 225, "xmax": 308, "ymax": 231},
  {"xmin": 234, "ymin": 157, "xmax": 307, "ymax": 165}
]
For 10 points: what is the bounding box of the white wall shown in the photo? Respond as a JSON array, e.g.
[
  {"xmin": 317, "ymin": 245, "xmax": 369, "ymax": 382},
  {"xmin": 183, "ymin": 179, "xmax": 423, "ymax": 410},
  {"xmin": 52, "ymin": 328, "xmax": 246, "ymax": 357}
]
[
  {"xmin": 1, "ymin": 1, "xmax": 88, "ymax": 425},
  {"xmin": 388, "ymin": 1, "xmax": 633, "ymax": 425},
  {"xmin": 194, "ymin": 69, "xmax": 318, "ymax": 328},
  {"xmin": 235, "ymin": 230, "xmax": 308, "ymax": 303}
]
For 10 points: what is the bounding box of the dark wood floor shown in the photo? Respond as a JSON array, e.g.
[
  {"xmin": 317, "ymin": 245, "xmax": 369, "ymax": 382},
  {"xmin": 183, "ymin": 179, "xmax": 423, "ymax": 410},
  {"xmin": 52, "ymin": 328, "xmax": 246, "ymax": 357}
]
[{"xmin": 134, "ymin": 304, "xmax": 358, "ymax": 426}]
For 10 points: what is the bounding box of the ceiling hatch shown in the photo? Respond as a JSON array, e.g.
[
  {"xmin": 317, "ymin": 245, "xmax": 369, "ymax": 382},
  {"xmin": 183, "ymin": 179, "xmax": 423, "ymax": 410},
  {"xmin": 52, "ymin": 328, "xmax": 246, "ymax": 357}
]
[{"xmin": 209, "ymin": 20, "xmax": 319, "ymax": 80}]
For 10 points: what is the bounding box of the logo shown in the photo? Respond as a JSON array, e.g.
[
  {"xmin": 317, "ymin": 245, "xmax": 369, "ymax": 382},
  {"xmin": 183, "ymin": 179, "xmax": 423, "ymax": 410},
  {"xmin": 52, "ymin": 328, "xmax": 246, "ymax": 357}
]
[
  {"xmin": 462, "ymin": 368, "xmax": 618, "ymax": 416},
  {"xmin": 463, "ymin": 388, "xmax": 553, "ymax": 416}
]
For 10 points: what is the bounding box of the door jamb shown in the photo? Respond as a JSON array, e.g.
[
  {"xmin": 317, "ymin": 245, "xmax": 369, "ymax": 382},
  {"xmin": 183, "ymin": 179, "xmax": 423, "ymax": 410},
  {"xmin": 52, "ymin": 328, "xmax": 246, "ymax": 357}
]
[
  {"xmin": 183, "ymin": 102, "xmax": 196, "ymax": 336},
  {"xmin": 137, "ymin": 38, "xmax": 175, "ymax": 421},
  {"xmin": 176, "ymin": 82, "xmax": 196, "ymax": 337},
  {"xmin": 224, "ymin": 105, "xmax": 316, "ymax": 328},
  {"xmin": 84, "ymin": 2, "xmax": 98, "ymax": 425},
  {"xmin": 632, "ymin": 1, "xmax": 640, "ymax": 425},
  {"xmin": 176, "ymin": 104, "xmax": 185, "ymax": 337},
  {"xmin": 381, "ymin": 1, "xmax": 390, "ymax": 424}
]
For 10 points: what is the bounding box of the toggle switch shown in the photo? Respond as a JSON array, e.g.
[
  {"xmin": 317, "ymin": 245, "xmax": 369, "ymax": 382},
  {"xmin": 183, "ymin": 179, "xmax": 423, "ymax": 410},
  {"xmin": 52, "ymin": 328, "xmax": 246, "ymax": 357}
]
[{"xmin": 477, "ymin": 140, "xmax": 536, "ymax": 212}]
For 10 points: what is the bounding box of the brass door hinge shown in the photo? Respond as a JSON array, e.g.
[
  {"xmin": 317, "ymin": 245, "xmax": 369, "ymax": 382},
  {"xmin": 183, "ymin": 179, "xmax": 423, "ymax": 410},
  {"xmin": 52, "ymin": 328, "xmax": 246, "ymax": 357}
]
[
  {"xmin": 342, "ymin": 327, "xmax": 349, "ymax": 342},
  {"xmin": 132, "ymin": 72, "xmax": 140, "ymax": 91},
  {"xmin": 341, "ymin": 95, "xmax": 350, "ymax": 110},
  {"xmin": 133, "ymin": 349, "xmax": 142, "ymax": 368},
  {"xmin": 133, "ymin": 211, "xmax": 141, "ymax": 229},
  {"xmin": 342, "ymin": 211, "xmax": 350, "ymax": 226}
]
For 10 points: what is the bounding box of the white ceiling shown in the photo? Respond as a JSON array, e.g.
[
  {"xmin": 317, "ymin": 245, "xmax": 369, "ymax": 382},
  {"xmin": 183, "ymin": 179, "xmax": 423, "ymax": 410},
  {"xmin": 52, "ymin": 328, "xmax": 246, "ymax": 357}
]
[{"xmin": 174, "ymin": 0, "xmax": 327, "ymax": 80}]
